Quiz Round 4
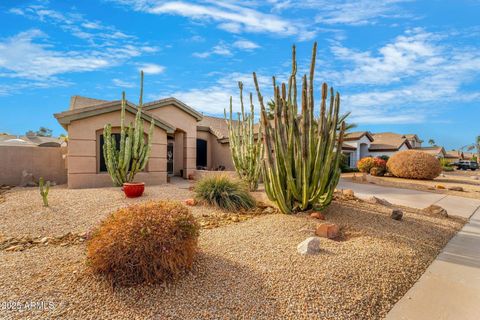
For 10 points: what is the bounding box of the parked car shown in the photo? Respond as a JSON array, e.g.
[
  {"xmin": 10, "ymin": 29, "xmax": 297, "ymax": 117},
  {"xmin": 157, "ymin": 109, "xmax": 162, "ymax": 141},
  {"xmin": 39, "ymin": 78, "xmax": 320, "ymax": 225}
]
[{"xmin": 453, "ymin": 160, "xmax": 478, "ymax": 171}]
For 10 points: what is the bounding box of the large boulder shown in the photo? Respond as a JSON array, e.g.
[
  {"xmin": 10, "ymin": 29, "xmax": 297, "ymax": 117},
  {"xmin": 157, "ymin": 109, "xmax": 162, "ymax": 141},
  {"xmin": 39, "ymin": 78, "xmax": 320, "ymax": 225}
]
[{"xmin": 387, "ymin": 150, "xmax": 442, "ymax": 180}]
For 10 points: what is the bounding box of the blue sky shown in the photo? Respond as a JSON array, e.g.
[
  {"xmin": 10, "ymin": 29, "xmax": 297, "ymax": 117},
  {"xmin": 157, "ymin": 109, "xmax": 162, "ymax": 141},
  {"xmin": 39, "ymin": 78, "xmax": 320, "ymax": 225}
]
[{"xmin": 1, "ymin": 0, "xmax": 479, "ymax": 150}]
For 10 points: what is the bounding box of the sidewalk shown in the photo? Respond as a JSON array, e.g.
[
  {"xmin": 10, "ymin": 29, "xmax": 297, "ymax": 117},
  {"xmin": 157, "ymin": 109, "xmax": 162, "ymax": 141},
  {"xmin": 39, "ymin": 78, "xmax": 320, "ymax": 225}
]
[
  {"xmin": 337, "ymin": 179, "xmax": 480, "ymax": 320},
  {"xmin": 386, "ymin": 206, "xmax": 480, "ymax": 320}
]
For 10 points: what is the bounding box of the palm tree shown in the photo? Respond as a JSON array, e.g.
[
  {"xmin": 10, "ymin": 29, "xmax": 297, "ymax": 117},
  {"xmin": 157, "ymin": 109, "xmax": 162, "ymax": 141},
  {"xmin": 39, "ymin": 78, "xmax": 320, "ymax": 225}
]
[
  {"xmin": 476, "ymin": 135, "xmax": 480, "ymax": 160},
  {"xmin": 428, "ymin": 139, "xmax": 436, "ymax": 146}
]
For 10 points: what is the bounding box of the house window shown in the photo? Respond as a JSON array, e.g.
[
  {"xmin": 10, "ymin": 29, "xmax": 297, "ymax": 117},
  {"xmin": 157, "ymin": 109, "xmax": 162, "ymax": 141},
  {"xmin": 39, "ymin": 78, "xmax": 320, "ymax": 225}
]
[
  {"xmin": 196, "ymin": 139, "xmax": 207, "ymax": 168},
  {"xmin": 99, "ymin": 133, "xmax": 121, "ymax": 172}
]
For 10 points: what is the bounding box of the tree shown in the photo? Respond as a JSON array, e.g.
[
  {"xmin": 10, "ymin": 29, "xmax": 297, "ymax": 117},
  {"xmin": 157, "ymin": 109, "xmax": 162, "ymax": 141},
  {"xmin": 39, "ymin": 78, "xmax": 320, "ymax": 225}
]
[
  {"xmin": 476, "ymin": 135, "xmax": 480, "ymax": 160},
  {"xmin": 428, "ymin": 139, "xmax": 436, "ymax": 146},
  {"xmin": 26, "ymin": 127, "xmax": 53, "ymax": 137}
]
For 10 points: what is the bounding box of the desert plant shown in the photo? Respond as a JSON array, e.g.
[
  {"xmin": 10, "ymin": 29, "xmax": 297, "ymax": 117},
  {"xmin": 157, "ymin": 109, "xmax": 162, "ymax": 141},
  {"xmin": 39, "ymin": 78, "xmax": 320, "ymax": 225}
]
[
  {"xmin": 370, "ymin": 166, "xmax": 385, "ymax": 176},
  {"xmin": 387, "ymin": 150, "xmax": 442, "ymax": 180},
  {"xmin": 194, "ymin": 175, "xmax": 255, "ymax": 211},
  {"xmin": 378, "ymin": 155, "xmax": 390, "ymax": 161},
  {"xmin": 87, "ymin": 201, "xmax": 199, "ymax": 286},
  {"xmin": 39, "ymin": 177, "xmax": 50, "ymax": 207},
  {"xmin": 252, "ymin": 43, "xmax": 346, "ymax": 214},
  {"xmin": 225, "ymin": 82, "xmax": 264, "ymax": 191},
  {"xmin": 357, "ymin": 157, "xmax": 375, "ymax": 173},
  {"xmin": 103, "ymin": 71, "xmax": 154, "ymax": 187}
]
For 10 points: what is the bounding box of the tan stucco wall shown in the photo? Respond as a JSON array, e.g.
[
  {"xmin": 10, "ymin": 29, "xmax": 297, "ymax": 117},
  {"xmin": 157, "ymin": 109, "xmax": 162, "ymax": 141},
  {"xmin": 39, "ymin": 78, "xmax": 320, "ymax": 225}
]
[
  {"xmin": 67, "ymin": 110, "xmax": 167, "ymax": 188},
  {"xmin": 0, "ymin": 146, "xmax": 67, "ymax": 185},
  {"xmin": 212, "ymin": 141, "xmax": 234, "ymax": 170},
  {"xmin": 195, "ymin": 131, "xmax": 234, "ymax": 171},
  {"xmin": 196, "ymin": 131, "xmax": 214, "ymax": 169},
  {"xmin": 148, "ymin": 105, "xmax": 197, "ymax": 178}
]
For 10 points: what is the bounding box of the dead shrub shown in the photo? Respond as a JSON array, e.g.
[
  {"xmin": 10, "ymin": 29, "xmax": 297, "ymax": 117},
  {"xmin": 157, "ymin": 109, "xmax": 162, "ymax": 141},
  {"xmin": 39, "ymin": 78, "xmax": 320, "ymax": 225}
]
[
  {"xmin": 87, "ymin": 201, "xmax": 199, "ymax": 286},
  {"xmin": 387, "ymin": 150, "xmax": 442, "ymax": 180}
]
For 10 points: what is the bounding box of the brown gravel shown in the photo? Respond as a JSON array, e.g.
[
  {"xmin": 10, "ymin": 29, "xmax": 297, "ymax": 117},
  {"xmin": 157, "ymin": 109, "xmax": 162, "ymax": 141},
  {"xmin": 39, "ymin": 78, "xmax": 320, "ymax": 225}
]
[
  {"xmin": 0, "ymin": 183, "xmax": 236, "ymax": 237},
  {"xmin": 0, "ymin": 186, "xmax": 464, "ymax": 320}
]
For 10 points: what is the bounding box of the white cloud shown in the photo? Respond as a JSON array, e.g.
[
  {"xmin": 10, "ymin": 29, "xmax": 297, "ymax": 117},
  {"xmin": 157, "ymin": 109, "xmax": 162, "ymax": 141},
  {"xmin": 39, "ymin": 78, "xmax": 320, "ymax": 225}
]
[
  {"xmin": 138, "ymin": 63, "xmax": 165, "ymax": 74},
  {"xmin": 110, "ymin": 0, "xmax": 315, "ymax": 40},
  {"xmin": 266, "ymin": 0, "xmax": 413, "ymax": 26},
  {"xmin": 112, "ymin": 78, "xmax": 135, "ymax": 88},
  {"xmin": 326, "ymin": 29, "xmax": 480, "ymax": 123},
  {"xmin": 193, "ymin": 43, "xmax": 232, "ymax": 58},
  {"xmin": 315, "ymin": 0, "xmax": 412, "ymax": 25},
  {"xmin": 233, "ymin": 39, "xmax": 260, "ymax": 50},
  {"xmin": 154, "ymin": 72, "xmax": 273, "ymax": 115}
]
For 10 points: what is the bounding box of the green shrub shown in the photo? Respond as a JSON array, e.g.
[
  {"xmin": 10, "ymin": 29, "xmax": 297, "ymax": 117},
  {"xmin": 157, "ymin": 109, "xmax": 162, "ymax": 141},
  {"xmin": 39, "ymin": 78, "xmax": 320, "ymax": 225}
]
[
  {"xmin": 194, "ymin": 175, "xmax": 255, "ymax": 211},
  {"xmin": 442, "ymin": 166, "xmax": 454, "ymax": 172},
  {"xmin": 387, "ymin": 150, "xmax": 442, "ymax": 180},
  {"xmin": 370, "ymin": 166, "xmax": 385, "ymax": 176},
  {"xmin": 378, "ymin": 155, "xmax": 390, "ymax": 161},
  {"xmin": 87, "ymin": 201, "xmax": 199, "ymax": 286}
]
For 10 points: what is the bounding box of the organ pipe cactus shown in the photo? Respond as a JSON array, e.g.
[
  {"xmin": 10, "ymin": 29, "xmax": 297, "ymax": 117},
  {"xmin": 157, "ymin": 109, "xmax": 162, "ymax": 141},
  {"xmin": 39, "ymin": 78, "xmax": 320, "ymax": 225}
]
[
  {"xmin": 252, "ymin": 42, "xmax": 346, "ymax": 214},
  {"xmin": 39, "ymin": 177, "xmax": 50, "ymax": 207},
  {"xmin": 103, "ymin": 71, "xmax": 154, "ymax": 187},
  {"xmin": 224, "ymin": 82, "xmax": 264, "ymax": 191}
]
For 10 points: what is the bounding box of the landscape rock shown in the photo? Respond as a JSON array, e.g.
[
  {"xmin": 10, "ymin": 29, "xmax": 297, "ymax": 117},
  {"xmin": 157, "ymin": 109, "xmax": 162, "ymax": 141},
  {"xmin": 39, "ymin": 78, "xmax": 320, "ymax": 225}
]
[
  {"xmin": 20, "ymin": 170, "xmax": 37, "ymax": 187},
  {"xmin": 435, "ymin": 184, "xmax": 446, "ymax": 190},
  {"xmin": 184, "ymin": 198, "xmax": 197, "ymax": 206},
  {"xmin": 423, "ymin": 205, "xmax": 448, "ymax": 218},
  {"xmin": 262, "ymin": 207, "xmax": 275, "ymax": 214},
  {"xmin": 315, "ymin": 223, "xmax": 340, "ymax": 239},
  {"xmin": 297, "ymin": 237, "xmax": 321, "ymax": 255},
  {"xmin": 5, "ymin": 245, "xmax": 25, "ymax": 252},
  {"xmin": 391, "ymin": 209, "xmax": 403, "ymax": 221},
  {"xmin": 342, "ymin": 189, "xmax": 355, "ymax": 198},
  {"xmin": 364, "ymin": 196, "xmax": 392, "ymax": 207},
  {"xmin": 472, "ymin": 176, "xmax": 479, "ymax": 180},
  {"xmin": 310, "ymin": 212, "xmax": 325, "ymax": 220},
  {"xmin": 448, "ymin": 186, "xmax": 464, "ymax": 192}
]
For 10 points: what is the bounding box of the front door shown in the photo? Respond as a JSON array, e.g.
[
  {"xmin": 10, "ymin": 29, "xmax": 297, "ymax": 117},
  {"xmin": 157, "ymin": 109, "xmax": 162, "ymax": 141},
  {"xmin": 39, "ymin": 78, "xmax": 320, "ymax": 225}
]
[{"xmin": 167, "ymin": 141, "xmax": 174, "ymax": 176}]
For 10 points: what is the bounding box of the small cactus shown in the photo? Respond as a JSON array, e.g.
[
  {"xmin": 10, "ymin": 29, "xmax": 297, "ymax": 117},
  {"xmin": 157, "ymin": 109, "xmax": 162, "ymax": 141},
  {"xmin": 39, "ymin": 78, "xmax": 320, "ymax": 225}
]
[{"xmin": 39, "ymin": 177, "xmax": 50, "ymax": 207}]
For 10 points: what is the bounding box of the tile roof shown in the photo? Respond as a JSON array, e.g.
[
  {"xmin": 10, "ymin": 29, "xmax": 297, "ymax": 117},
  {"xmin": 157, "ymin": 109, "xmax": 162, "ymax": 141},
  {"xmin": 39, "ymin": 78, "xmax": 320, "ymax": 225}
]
[
  {"xmin": 344, "ymin": 131, "xmax": 374, "ymax": 141},
  {"xmin": 369, "ymin": 132, "xmax": 412, "ymax": 151}
]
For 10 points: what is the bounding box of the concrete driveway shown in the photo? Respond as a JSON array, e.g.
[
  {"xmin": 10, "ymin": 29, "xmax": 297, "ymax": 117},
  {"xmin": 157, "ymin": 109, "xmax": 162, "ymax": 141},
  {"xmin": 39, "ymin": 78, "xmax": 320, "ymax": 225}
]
[{"xmin": 338, "ymin": 180, "xmax": 480, "ymax": 219}]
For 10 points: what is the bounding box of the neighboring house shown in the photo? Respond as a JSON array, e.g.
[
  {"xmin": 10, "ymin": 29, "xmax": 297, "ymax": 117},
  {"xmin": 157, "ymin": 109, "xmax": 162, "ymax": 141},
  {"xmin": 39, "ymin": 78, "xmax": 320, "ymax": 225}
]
[
  {"xmin": 342, "ymin": 131, "xmax": 416, "ymax": 167},
  {"xmin": 54, "ymin": 96, "xmax": 234, "ymax": 189},
  {"xmin": 0, "ymin": 133, "xmax": 65, "ymax": 147},
  {"xmin": 342, "ymin": 131, "xmax": 375, "ymax": 168},
  {"xmin": 445, "ymin": 150, "xmax": 476, "ymax": 162},
  {"xmin": 413, "ymin": 146, "xmax": 446, "ymax": 159}
]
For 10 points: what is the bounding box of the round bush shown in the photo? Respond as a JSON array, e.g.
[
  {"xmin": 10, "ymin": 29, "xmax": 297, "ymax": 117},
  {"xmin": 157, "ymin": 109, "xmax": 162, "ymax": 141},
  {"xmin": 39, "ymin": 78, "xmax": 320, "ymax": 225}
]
[
  {"xmin": 387, "ymin": 150, "xmax": 442, "ymax": 180},
  {"xmin": 357, "ymin": 157, "xmax": 375, "ymax": 173},
  {"xmin": 87, "ymin": 201, "xmax": 199, "ymax": 286},
  {"xmin": 194, "ymin": 175, "xmax": 255, "ymax": 211}
]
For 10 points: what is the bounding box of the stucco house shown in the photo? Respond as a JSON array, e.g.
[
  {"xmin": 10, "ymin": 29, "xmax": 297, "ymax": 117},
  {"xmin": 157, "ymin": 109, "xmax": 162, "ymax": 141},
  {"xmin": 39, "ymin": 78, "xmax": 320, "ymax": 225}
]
[
  {"xmin": 342, "ymin": 131, "xmax": 422, "ymax": 167},
  {"xmin": 54, "ymin": 96, "xmax": 234, "ymax": 189}
]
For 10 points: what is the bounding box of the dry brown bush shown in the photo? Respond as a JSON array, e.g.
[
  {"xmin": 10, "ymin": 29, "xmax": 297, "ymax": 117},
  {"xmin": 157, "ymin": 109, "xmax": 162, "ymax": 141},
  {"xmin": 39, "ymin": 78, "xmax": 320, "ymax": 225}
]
[
  {"xmin": 387, "ymin": 150, "xmax": 442, "ymax": 180},
  {"xmin": 87, "ymin": 201, "xmax": 199, "ymax": 286}
]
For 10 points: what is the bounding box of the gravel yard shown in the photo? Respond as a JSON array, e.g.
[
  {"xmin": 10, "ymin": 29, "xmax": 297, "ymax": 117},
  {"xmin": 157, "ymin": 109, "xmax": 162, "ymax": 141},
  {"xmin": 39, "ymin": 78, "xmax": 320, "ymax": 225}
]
[{"xmin": 0, "ymin": 185, "xmax": 464, "ymax": 319}]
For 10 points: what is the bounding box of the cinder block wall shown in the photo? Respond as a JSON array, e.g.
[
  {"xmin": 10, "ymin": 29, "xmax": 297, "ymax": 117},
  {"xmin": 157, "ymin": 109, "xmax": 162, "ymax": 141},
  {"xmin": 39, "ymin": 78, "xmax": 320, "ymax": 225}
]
[{"xmin": 0, "ymin": 146, "xmax": 67, "ymax": 185}]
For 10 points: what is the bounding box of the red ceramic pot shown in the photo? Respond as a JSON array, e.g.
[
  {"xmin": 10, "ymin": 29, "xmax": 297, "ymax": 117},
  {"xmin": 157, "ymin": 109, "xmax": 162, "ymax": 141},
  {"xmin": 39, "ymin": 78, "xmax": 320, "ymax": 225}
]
[{"xmin": 123, "ymin": 182, "xmax": 145, "ymax": 198}]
